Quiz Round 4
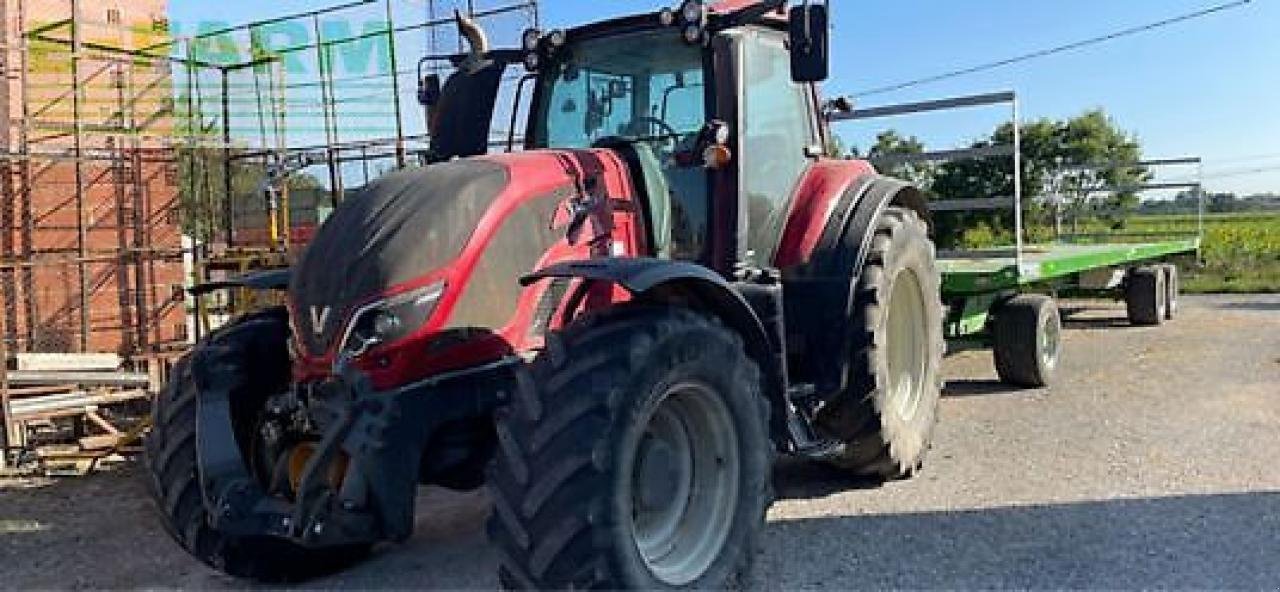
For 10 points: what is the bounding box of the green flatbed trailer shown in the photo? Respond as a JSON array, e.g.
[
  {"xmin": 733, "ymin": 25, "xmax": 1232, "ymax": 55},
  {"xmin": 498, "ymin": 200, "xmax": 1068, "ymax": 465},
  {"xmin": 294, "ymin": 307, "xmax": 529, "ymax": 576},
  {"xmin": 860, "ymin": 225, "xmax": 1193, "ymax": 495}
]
[
  {"xmin": 835, "ymin": 89, "xmax": 1207, "ymax": 388},
  {"xmin": 938, "ymin": 237, "xmax": 1201, "ymax": 388}
]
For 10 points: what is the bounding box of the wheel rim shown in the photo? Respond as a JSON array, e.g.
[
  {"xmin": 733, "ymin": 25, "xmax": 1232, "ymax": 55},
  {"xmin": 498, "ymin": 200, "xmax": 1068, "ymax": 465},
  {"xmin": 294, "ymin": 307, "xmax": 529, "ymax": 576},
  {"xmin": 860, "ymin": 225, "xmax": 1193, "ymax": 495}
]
[
  {"xmin": 885, "ymin": 269, "xmax": 929, "ymax": 422},
  {"xmin": 630, "ymin": 381, "xmax": 740, "ymax": 586},
  {"xmin": 1040, "ymin": 310, "xmax": 1061, "ymax": 371}
]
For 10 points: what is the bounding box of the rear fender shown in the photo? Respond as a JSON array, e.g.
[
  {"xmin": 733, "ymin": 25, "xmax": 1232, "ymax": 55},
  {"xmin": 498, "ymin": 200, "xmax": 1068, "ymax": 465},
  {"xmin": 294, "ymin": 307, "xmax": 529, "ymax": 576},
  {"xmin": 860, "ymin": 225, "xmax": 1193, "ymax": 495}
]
[
  {"xmin": 522, "ymin": 258, "xmax": 792, "ymax": 445},
  {"xmin": 784, "ymin": 175, "xmax": 932, "ymax": 396}
]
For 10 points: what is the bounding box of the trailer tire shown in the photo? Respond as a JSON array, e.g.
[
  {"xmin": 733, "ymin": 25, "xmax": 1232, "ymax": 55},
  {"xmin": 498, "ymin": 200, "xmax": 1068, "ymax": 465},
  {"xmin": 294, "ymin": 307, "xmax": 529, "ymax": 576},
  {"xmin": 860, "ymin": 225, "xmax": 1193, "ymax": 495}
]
[
  {"xmin": 816, "ymin": 207, "xmax": 945, "ymax": 479},
  {"xmin": 992, "ymin": 294, "xmax": 1061, "ymax": 388},
  {"xmin": 142, "ymin": 311, "xmax": 371, "ymax": 583},
  {"xmin": 1126, "ymin": 266, "xmax": 1166, "ymax": 326},
  {"xmin": 487, "ymin": 306, "xmax": 771, "ymax": 590},
  {"xmin": 1162, "ymin": 264, "xmax": 1180, "ymax": 319}
]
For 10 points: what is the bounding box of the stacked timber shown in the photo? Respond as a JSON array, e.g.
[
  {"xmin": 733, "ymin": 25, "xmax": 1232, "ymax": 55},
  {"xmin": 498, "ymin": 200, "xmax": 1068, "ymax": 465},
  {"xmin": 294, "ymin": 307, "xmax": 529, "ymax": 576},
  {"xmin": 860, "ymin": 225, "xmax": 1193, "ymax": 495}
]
[{"xmin": 1, "ymin": 353, "xmax": 167, "ymax": 474}]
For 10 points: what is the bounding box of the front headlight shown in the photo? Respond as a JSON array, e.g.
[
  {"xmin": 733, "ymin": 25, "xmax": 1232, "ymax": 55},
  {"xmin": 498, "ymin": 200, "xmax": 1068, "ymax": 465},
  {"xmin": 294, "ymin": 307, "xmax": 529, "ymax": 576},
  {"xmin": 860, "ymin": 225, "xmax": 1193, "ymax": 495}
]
[{"xmin": 339, "ymin": 281, "xmax": 447, "ymax": 356}]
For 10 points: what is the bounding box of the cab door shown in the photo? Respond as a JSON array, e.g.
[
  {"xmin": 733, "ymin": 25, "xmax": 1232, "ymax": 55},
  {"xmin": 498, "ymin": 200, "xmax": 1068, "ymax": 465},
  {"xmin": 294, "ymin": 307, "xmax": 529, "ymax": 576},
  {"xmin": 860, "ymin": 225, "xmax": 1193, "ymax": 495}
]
[{"xmin": 731, "ymin": 27, "xmax": 824, "ymax": 268}]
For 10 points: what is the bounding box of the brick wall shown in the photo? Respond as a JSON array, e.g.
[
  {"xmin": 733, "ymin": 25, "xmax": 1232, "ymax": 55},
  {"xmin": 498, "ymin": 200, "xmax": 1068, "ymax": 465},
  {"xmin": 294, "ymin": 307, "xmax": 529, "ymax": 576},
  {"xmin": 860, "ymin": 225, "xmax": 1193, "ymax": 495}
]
[{"xmin": 2, "ymin": 0, "xmax": 187, "ymax": 355}]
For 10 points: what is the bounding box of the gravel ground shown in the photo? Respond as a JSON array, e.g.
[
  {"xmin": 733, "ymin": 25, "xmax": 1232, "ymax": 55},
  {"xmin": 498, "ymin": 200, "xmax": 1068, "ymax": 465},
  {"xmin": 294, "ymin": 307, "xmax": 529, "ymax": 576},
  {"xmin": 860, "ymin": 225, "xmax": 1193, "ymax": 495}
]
[{"xmin": 2, "ymin": 293, "xmax": 1277, "ymax": 590}]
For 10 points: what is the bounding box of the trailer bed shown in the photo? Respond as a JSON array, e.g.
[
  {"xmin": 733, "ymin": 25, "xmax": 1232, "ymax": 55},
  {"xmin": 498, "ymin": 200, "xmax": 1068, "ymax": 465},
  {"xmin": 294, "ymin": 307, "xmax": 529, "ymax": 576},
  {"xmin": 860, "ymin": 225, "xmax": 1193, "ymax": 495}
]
[{"xmin": 939, "ymin": 238, "xmax": 1200, "ymax": 296}]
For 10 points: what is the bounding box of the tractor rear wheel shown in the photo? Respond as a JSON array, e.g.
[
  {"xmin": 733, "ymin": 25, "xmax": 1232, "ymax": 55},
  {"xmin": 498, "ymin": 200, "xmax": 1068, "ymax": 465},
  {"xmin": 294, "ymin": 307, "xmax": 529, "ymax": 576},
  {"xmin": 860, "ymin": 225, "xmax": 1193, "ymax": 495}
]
[
  {"xmin": 816, "ymin": 207, "xmax": 945, "ymax": 480},
  {"xmin": 142, "ymin": 310, "xmax": 370, "ymax": 582},
  {"xmin": 487, "ymin": 307, "xmax": 771, "ymax": 590}
]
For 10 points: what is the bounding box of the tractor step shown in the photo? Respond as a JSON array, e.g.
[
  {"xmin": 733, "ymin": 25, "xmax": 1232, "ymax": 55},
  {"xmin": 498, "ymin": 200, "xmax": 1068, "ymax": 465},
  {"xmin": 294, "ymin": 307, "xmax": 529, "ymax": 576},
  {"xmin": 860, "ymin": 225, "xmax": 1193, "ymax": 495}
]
[{"xmin": 786, "ymin": 383, "xmax": 816, "ymax": 401}]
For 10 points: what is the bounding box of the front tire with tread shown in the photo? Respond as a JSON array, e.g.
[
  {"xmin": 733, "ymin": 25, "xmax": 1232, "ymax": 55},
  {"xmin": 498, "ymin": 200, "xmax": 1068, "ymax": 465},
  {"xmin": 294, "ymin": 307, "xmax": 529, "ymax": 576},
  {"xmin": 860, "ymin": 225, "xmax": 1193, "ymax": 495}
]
[
  {"xmin": 142, "ymin": 311, "xmax": 370, "ymax": 583},
  {"xmin": 486, "ymin": 306, "xmax": 772, "ymax": 590}
]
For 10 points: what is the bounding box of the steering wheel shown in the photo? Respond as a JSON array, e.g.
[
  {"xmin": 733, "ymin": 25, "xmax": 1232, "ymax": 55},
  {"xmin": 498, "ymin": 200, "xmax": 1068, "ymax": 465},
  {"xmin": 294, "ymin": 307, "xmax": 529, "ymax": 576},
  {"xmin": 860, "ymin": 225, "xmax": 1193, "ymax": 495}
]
[{"xmin": 628, "ymin": 116, "xmax": 682, "ymax": 155}]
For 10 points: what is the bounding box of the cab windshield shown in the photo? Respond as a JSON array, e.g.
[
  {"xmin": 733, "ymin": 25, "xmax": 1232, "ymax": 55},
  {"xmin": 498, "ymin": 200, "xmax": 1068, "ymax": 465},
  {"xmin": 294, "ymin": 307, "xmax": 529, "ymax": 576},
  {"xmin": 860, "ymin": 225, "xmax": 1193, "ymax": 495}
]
[{"xmin": 530, "ymin": 29, "xmax": 707, "ymax": 151}]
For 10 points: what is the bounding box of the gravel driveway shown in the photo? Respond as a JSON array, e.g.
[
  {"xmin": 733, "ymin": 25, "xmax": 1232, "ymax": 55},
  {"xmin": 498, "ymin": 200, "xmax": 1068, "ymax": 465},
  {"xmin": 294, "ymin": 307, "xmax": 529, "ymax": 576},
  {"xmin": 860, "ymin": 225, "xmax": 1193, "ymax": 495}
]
[{"xmin": 2, "ymin": 294, "xmax": 1277, "ymax": 589}]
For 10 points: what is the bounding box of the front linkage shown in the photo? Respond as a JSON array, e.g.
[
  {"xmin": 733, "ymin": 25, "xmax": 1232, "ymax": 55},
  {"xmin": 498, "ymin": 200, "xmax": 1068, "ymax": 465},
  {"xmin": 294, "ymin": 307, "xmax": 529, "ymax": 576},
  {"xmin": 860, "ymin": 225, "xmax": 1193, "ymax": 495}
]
[{"xmin": 189, "ymin": 321, "xmax": 517, "ymax": 550}]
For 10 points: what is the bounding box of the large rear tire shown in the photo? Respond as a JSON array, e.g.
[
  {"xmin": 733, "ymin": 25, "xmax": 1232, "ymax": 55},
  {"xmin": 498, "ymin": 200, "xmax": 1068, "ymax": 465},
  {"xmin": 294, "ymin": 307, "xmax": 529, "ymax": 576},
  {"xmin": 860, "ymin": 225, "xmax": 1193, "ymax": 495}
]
[
  {"xmin": 487, "ymin": 307, "xmax": 771, "ymax": 590},
  {"xmin": 816, "ymin": 207, "xmax": 945, "ymax": 479},
  {"xmin": 142, "ymin": 311, "xmax": 370, "ymax": 583}
]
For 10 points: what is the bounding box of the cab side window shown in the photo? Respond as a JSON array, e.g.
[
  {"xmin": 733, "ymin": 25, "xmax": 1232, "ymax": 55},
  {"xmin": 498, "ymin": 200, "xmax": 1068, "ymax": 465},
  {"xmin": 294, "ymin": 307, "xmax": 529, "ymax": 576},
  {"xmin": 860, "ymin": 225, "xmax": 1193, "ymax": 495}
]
[{"xmin": 740, "ymin": 30, "xmax": 817, "ymax": 263}]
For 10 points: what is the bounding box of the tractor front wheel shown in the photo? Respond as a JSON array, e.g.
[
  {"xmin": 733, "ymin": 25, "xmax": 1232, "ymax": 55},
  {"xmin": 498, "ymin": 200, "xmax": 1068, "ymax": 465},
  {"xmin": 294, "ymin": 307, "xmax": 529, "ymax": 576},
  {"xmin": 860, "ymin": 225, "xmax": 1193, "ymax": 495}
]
[
  {"xmin": 487, "ymin": 307, "xmax": 771, "ymax": 589},
  {"xmin": 142, "ymin": 311, "xmax": 370, "ymax": 583}
]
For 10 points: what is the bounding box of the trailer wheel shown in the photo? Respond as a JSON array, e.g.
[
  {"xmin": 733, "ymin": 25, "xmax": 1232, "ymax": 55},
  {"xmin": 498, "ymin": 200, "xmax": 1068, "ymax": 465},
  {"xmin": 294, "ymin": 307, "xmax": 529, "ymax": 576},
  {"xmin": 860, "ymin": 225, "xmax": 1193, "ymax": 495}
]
[
  {"xmin": 142, "ymin": 311, "xmax": 370, "ymax": 583},
  {"xmin": 992, "ymin": 294, "xmax": 1061, "ymax": 388},
  {"xmin": 1126, "ymin": 266, "xmax": 1167, "ymax": 326},
  {"xmin": 816, "ymin": 207, "xmax": 945, "ymax": 479},
  {"xmin": 487, "ymin": 307, "xmax": 771, "ymax": 590},
  {"xmin": 1162, "ymin": 264, "xmax": 1180, "ymax": 319}
]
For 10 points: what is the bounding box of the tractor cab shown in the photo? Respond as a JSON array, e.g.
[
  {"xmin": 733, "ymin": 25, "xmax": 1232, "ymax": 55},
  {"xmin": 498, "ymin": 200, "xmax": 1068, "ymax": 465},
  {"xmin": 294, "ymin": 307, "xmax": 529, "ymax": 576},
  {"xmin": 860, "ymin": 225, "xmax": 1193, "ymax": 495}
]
[
  {"xmin": 519, "ymin": 1, "xmax": 831, "ymax": 271},
  {"xmin": 425, "ymin": 0, "xmax": 833, "ymax": 269}
]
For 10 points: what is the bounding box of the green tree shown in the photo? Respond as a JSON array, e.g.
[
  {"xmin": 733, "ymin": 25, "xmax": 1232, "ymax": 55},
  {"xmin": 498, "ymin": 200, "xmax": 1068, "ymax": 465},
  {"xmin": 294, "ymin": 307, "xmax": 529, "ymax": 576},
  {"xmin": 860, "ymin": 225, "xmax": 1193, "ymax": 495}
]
[
  {"xmin": 930, "ymin": 109, "xmax": 1147, "ymax": 245},
  {"xmin": 857, "ymin": 130, "xmax": 936, "ymax": 188}
]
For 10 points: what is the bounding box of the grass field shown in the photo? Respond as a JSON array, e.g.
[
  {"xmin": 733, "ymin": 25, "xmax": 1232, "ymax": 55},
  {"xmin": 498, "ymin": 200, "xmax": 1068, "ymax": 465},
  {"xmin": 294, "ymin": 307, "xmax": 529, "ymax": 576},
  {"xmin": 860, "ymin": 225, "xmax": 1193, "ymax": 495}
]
[{"xmin": 1129, "ymin": 212, "xmax": 1280, "ymax": 293}]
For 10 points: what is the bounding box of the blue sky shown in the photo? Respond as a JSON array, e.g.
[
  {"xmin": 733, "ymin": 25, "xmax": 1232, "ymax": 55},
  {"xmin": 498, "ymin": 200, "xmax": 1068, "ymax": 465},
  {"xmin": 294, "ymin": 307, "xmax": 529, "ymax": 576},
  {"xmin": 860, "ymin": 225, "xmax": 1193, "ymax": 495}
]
[{"xmin": 169, "ymin": 0, "xmax": 1280, "ymax": 195}]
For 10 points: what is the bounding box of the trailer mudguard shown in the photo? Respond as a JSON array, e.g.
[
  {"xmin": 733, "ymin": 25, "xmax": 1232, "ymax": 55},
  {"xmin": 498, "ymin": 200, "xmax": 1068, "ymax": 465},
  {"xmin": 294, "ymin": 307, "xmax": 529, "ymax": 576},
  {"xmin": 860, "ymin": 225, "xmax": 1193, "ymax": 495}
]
[
  {"xmin": 522, "ymin": 258, "xmax": 792, "ymax": 442},
  {"xmin": 783, "ymin": 175, "xmax": 931, "ymax": 397}
]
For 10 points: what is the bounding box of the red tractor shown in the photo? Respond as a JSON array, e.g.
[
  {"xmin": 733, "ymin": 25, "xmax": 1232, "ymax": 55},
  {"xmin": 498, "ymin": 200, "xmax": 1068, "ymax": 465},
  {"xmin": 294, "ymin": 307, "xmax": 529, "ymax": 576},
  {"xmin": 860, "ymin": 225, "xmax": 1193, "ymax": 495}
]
[{"xmin": 144, "ymin": 1, "xmax": 945, "ymax": 588}]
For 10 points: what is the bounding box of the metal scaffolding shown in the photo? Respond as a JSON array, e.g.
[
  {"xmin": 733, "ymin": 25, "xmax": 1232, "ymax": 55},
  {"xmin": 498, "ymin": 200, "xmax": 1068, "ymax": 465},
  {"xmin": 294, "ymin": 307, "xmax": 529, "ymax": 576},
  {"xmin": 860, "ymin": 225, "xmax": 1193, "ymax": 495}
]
[
  {"xmin": 1, "ymin": 0, "xmax": 538, "ymax": 471},
  {"xmin": 1, "ymin": 0, "xmax": 540, "ymax": 355}
]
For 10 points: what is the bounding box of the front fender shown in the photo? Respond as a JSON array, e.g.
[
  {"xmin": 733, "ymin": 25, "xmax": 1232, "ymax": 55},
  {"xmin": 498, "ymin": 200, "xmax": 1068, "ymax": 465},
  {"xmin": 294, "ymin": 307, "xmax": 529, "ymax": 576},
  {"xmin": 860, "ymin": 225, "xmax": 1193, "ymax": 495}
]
[{"xmin": 524, "ymin": 258, "xmax": 792, "ymax": 446}]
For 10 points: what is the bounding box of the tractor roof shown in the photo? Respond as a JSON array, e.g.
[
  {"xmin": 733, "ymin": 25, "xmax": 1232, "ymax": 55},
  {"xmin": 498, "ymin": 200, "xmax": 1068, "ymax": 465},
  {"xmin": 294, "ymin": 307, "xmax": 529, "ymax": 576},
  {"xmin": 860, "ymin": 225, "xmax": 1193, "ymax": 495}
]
[
  {"xmin": 565, "ymin": 1, "xmax": 788, "ymax": 43},
  {"xmin": 708, "ymin": 0, "xmax": 789, "ymax": 18}
]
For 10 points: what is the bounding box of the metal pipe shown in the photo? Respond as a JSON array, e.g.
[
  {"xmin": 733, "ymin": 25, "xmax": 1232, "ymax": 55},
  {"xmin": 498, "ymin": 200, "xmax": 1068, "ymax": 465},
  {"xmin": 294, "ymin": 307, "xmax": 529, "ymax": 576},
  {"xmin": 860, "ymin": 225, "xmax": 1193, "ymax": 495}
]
[
  {"xmin": 221, "ymin": 68, "xmax": 235, "ymax": 245},
  {"xmin": 385, "ymin": 0, "xmax": 406, "ymax": 168},
  {"xmin": 192, "ymin": 0, "xmax": 376, "ymax": 41},
  {"xmin": 0, "ymin": 0, "xmax": 14, "ymax": 366},
  {"xmin": 268, "ymin": 3, "xmax": 535, "ymax": 56},
  {"xmin": 834, "ymin": 91, "xmax": 1017, "ymax": 122},
  {"xmin": 1, "ymin": 307, "xmax": 12, "ymax": 464},
  {"xmin": 112, "ymin": 66, "xmax": 134, "ymax": 354},
  {"xmin": 1197, "ymin": 162, "xmax": 1205, "ymax": 244},
  {"xmin": 314, "ymin": 16, "xmax": 342, "ymax": 208},
  {"xmin": 71, "ymin": 0, "xmax": 90, "ymax": 352},
  {"xmin": 1012, "ymin": 96, "xmax": 1024, "ymax": 279},
  {"xmin": 18, "ymin": 0, "xmax": 36, "ymax": 350},
  {"xmin": 6, "ymin": 370, "xmax": 151, "ymax": 387}
]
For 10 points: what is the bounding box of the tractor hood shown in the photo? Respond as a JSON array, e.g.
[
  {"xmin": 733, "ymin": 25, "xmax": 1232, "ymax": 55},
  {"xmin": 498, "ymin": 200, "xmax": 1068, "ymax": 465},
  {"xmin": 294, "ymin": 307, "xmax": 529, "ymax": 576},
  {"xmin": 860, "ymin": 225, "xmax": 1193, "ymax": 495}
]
[{"xmin": 291, "ymin": 159, "xmax": 510, "ymax": 355}]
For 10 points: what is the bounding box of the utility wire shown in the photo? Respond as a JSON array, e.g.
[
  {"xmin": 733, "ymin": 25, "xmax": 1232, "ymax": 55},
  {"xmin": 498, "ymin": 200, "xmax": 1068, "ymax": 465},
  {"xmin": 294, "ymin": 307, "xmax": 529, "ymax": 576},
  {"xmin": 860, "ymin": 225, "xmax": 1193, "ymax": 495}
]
[
  {"xmin": 1197, "ymin": 166, "xmax": 1280, "ymax": 180},
  {"xmin": 855, "ymin": 0, "xmax": 1253, "ymax": 98}
]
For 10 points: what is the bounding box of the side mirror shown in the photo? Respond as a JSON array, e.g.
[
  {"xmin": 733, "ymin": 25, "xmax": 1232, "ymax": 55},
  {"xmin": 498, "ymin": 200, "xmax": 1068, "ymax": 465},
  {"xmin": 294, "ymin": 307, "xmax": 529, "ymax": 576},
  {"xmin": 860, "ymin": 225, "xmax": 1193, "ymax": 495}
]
[{"xmin": 789, "ymin": 3, "xmax": 829, "ymax": 83}]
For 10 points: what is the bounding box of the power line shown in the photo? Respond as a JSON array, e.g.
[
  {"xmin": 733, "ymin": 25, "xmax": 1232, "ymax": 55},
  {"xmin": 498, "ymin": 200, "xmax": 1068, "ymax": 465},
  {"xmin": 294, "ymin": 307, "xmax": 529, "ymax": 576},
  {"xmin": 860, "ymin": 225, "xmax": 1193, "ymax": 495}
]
[
  {"xmin": 1166, "ymin": 165, "xmax": 1280, "ymax": 183},
  {"xmin": 1204, "ymin": 152, "xmax": 1280, "ymax": 166},
  {"xmin": 854, "ymin": 0, "xmax": 1254, "ymax": 98},
  {"xmin": 1199, "ymin": 166, "xmax": 1280, "ymax": 181}
]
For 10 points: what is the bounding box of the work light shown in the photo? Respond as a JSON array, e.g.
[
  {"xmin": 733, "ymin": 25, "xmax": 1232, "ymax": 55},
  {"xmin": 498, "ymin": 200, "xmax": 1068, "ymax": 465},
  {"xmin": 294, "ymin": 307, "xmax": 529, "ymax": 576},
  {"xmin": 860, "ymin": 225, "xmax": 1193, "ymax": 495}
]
[{"xmin": 521, "ymin": 28, "xmax": 541, "ymax": 52}]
